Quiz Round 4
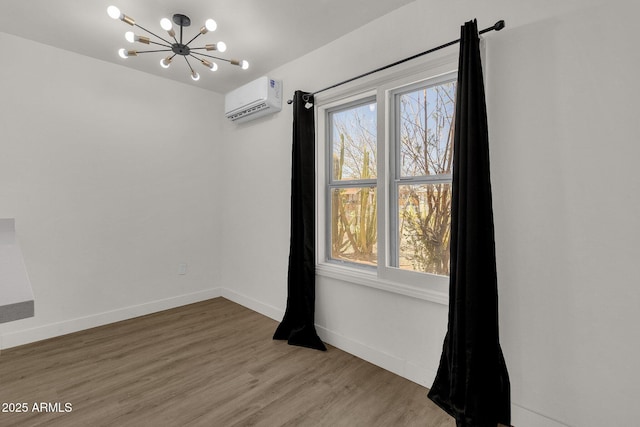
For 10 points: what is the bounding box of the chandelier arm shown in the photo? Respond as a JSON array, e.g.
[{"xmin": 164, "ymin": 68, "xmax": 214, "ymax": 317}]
[
  {"xmin": 183, "ymin": 56, "xmax": 196, "ymax": 73},
  {"xmin": 134, "ymin": 23, "xmax": 173, "ymax": 46},
  {"xmin": 149, "ymin": 40, "xmax": 172, "ymax": 48},
  {"xmin": 188, "ymin": 53, "xmax": 221, "ymax": 64},
  {"xmin": 184, "ymin": 32, "xmax": 203, "ymax": 47},
  {"xmin": 132, "ymin": 49, "xmax": 173, "ymax": 54},
  {"xmin": 189, "ymin": 47, "xmax": 221, "ymax": 52},
  {"xmin": 189, "ymin": 51, "xmax": 232, "ymax": 63}
]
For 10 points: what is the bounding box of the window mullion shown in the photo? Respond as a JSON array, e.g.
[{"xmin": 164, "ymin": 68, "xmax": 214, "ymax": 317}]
[
  {"xmin": 388, "ymin": 90, "xmax": 401, "ymax": 270},
  {"xmin": 328, "ymin": 179, "xmax": 377, "ymax": 189},
  {"xmin": 395, "ymin": 174, "xmax": 452, "ymax": 184}
]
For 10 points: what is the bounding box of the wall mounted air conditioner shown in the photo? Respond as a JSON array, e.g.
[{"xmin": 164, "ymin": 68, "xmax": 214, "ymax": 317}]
[{"xmin": 224, "ymin": 76, "xmax": 282, "ymax": 123}]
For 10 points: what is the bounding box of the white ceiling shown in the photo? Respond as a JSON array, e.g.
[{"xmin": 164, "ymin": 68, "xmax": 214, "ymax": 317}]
[{"xmin": 0, "ymin": 0, "xmax": 415, "ymax": 94}]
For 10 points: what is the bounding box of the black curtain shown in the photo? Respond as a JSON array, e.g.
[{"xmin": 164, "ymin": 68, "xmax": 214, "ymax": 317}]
[
  {"xmin": 428, "ymin": 20, "xmax": 511, "ymax": 427},
  {"xmin": 273, "ymin": 91, "xmax": 327, "ymax": 351}
]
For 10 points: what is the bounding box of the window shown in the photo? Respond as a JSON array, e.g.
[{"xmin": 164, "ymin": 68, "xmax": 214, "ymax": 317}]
[
  {"xmin": 327, "ymin": 99, "xmax": 377, "ymax": 268},
  {"xmin": 391, "ymin": 80, "xmax": 456, "ymax": 276},
  {"xmin": 317, "ymin": 59, "xmax": 457, "ymax": 300}
]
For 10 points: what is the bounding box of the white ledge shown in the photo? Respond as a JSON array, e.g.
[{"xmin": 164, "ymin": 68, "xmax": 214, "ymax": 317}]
[{"xmin": 316, "ymin": 263, "xmax": 449, "ymax": 305}]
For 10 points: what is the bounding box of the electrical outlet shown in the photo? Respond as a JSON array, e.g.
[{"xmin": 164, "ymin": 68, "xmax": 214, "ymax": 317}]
[{"xmin": 178, "ymin": 263, "xmax": 188, "ymax": 275}]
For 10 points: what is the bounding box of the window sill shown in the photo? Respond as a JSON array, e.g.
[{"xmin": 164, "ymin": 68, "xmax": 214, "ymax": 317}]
[{"xmin": 316, "ymin": 263, "xmax": 449, "ymax": 306}]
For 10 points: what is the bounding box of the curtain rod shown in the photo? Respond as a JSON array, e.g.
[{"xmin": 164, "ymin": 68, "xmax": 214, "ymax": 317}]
[{"xmin": 287, "ymin": 19, "xmax": 505, "ymax": 105}]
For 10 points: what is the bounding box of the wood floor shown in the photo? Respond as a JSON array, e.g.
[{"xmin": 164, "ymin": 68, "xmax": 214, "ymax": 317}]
[{"xmin": 0, "ymin": 298, "xmax": 454, "ymax": 427}]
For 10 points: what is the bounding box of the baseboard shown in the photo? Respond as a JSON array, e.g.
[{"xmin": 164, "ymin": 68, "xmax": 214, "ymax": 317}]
[
  {"xmin": 315, "ymin": 324, "xmax": 437, "ymax": 388},
  {"xmin": 0, "ymin": 288, "xmax": 222, "ymax": 350},
  {"xmin": 220, "ymin": 288, "xmax": 284, "ymax": 322},
  {"xmin": 511, "ymin": 403, "xmax": 571, "ymax": 427},
  {"xmin": 218, "ymin": 289, "xmax": 437, "ymax": 388},
  {"xmin": 404, "ymin": 360, "xmax": 438, "ymax": 389}
]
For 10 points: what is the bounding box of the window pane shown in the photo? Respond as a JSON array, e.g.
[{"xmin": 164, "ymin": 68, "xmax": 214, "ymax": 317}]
[
  {"xmin": 331, "ymin": 102, "xmax": 377, "ymax": 181},
  {"xmin": 399, "ymin": 82, "xmax": 456, "ymax": 177},
  {"xmin": 398, "ymin": 183, "xmax": 451, "ymax": 275},
  {"xmin": 330, "ymin": 187, "xmax": 377, "ymax": 266}
]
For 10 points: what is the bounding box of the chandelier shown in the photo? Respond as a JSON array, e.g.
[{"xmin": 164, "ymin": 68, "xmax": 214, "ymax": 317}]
[{"xmin": 107, "ymin": 5, "xmax": 249, "ymax": 82}]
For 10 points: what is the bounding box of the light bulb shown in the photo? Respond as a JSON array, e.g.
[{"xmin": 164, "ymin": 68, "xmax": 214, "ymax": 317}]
[
  {"xmin": 160, "ymin": 18, "xmax": 172, "ymax": 31},
  {"xmin": 107, "ymin": 5, "xmax": 134, "ymax": 25},
  {"xmin": 160, "ymin": 18, "xmax": 175, "ymax": 37},
  {"xmin": 205, "ymin": 19, "xmax": 217, "ymax": 32},
  {"xmin": 160, "ymin": 57, "xmax": 172, "ymax": 68},
  {"xmin": 124, "ymin": 33, "xmax": 149, "ymax": 44},
  {"xmin": 191, "ymin": 71, "xmax": 200, "ymax": 81},
  {"xmin": 201, "ymin": 60, "xmax": 218, "ymax": 72},
  {"xmin": 205, "ymin": 42, "xmax": 227, "ymax": 52},
  {"xmin": 118, "ymin": 48, "xmax": 129, "ymax": 59},
  {"xmin": 231, "ymin": 59, "xmax": 249, "ymax": 69},
  {"xmin": 107, "ymin": 5, "xmax": 121, "ymax": 20}
]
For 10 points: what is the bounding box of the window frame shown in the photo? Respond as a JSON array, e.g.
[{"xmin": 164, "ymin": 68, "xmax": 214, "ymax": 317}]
[{"xmin": 316, "ymin": 52, "xmax": 458, "ymax": 305}]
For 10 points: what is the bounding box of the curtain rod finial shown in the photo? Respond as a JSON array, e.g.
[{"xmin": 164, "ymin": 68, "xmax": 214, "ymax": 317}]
[
  {"xmin": 494, "ymin": 20, "xmax": 505, "ymax": 31},
  {"xmin": 287, "ymin": 99, "xmax": 293, "ymax": 104}
]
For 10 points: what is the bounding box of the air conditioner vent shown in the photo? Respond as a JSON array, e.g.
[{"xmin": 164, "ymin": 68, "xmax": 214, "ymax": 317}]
[
  {"xmin": 224, "ymin": 77, "xmax": 282, "ymax": 123},
  {"xmin": 226, "ymin": 102, "xmax": 268, "ymax": 121}
]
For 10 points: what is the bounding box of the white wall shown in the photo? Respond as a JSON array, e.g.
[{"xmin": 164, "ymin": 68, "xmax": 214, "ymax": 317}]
[
  {"xmin": 487, "ymin": 4, "xmax": 640, "ymax": 426},
  {"xmin": 219, "ymin": 1, "xmax": 640, "ymax": 426},
  {"xmin": 0, "ymin": 32, "xmax": 224, "ymax": 348}
]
